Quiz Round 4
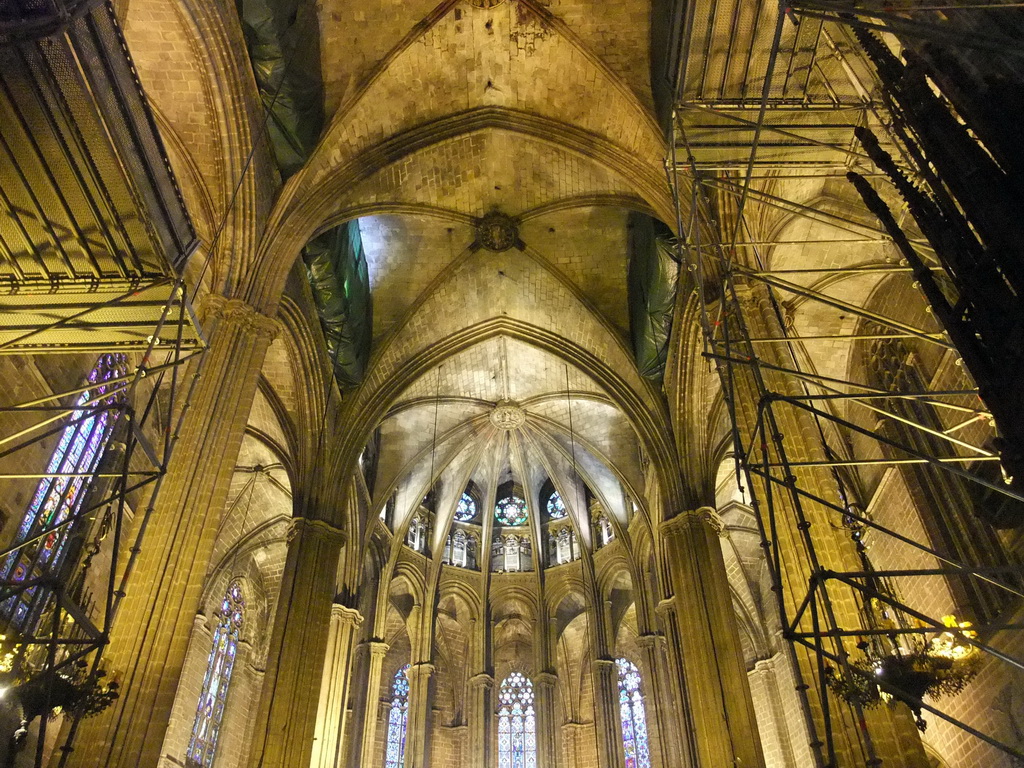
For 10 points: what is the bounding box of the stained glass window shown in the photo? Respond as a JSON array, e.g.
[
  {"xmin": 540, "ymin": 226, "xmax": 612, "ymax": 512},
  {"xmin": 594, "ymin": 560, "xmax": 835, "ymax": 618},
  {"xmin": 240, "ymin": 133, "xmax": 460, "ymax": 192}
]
[
  {"xmin": 0, "ymin": 353, "xmax": 126, "ymax": 629},
  {"xmin": 616, "ymin": 658, "xmax": 651, "ymax": 768},
  {"xmin": 187, "ymin": 581, "xmax": 245, "ymax": 768},
  {"xmin": 455, "ymin": 492, "xmax": 477, "ymax": 522},
  {"xmin": 384, "ymin": 664, "xmax": 410, "ymax": 768},
  {"xmin": 497, "ymin": 672, "xmax": 536, "ymax": 768},
  {"xmin": 494, "ymin": 496, "xmax": 528, "ymax": 526},
  {"xmin": 546, "ymin": 491, "xmax": 566, "ymax": 519}
]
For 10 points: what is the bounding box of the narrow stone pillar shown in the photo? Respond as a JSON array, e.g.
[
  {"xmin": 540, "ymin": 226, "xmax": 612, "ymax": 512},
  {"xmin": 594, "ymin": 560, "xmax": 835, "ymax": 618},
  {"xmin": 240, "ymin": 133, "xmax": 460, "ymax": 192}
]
[
  {"xmin": 238, "ymin": 662, "xmax": 266, "ymax": 768},
  {"xmin": 748, "ymin": 654, "xmax": 801, "ymax": 768},
  {"xmin": 245, "ymin": 517, "xmax": 346, "ymax": 768},
  {"xmin": 310, "ymin": 604, "xmax": 363, "ymax": 768},
  {"xmin": 654, "ymin": 597, "xmax": 698, "ymax": 767},
  {"xmin": 467, "ymin": 673, "xmax": 493, "ymax": 767},
  {"xmin": 591, "ymin": 658, "xmax": 624, "ymax": 768},
  {"xmin": 355, "ymin": 641, "xmax": 390, "ymax": 768},
  {"xmin": 635, "ymin": 634, "xmax": 672, "ymax": 768},
  {"xmin": 534, "ymin": 672, "xmax": 559, "ymax": 768},
  {"xmin": 660, "ymin": 509, "xmax": 765, "ymax": 768},
  {"xmin": 66, "ymin": 297, "xmax": 278, "ymax": 768},
  {"xmin": 403, "ymin": 662, "xmax": 435, "ymax": 768}
]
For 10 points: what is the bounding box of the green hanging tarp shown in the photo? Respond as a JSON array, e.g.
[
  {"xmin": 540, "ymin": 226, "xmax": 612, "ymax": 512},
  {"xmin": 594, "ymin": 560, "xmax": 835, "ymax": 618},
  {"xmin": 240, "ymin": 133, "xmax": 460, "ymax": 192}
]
[
  {"xmin": 303, "ymin": 222, "xmax": 372, "ymax": 389},
  {"xmin": 237, "ymin": 0, "xmax": 372, "ymax": 388},
  {"xmin": 237, "ymin": 0, "xmax": 323, "ymax": 178},
  {"xmin": 627, "ymin": 213, "xmax": 680, "ymax": 383}
]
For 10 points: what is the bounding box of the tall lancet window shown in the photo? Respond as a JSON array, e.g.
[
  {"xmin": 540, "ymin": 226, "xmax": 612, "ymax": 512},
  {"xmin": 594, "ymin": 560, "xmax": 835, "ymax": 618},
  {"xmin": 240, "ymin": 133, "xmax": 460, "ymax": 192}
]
[
  {"xmin": 187, "ymin": 581, "xmax": 245, "ymax": 768},
  {"xmin": 497, "ymin": 672, "xmax": 536, "ymax": 768},
  {"xmin": 385, "ymin": 664, "xmax": 411, "ymax": 768},
  {"xmin": 1, "ymin": 353, "xmax": 126, "ymax": 629},
  {"xmin": 616, "ymin": 658, "xmax": 651, "ymax": 768}
]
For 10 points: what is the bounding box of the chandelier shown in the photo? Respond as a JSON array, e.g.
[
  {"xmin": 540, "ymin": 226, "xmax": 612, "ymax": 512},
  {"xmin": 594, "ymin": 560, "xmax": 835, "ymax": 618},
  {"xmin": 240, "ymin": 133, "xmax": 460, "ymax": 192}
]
[{"xmin": 823, "ymin": 514, "xmax": 980, "ymax": 731}]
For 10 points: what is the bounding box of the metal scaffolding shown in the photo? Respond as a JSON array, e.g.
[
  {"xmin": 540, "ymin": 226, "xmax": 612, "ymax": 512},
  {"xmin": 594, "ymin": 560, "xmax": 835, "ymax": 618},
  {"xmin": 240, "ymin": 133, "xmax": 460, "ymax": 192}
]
[
  {"xmin": 0, "ymin": 0, "xmax": 204, "ymax": 764},
  {"xmin": 670, "ymin": 0, "xmax": 1024, "ymax": 763}
]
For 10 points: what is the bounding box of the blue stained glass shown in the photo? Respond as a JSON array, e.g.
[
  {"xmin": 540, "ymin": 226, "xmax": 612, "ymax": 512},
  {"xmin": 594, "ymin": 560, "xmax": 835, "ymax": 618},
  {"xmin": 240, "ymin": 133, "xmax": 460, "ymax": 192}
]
[
  {"xmin": 385, "ymin": 665, "xmax": 410, "ymax": 768},
  {"xmin": 497, "ymin": 672, "xmax": 535, "ymax": 768},
  {"xmin": 1, "ymin": 354, "xmax": 126, "ymax": 629},
  {"xmin": 546, "ymin": 491, "xmax": 566, "ymax": 519},
  {"xmin": 615, "ymin": 658, "xmax": 651, "ymax": 768},
  {"xmin": 455, "ymin": 492, "xmax": 477, "ymax": 522},
  {"xmin": 187, "ymin": 581, "xmax": 244, "ymax": 768},
  {"xmin": 494, "ymin": 496, "xmax": 528, "ymax": 526}
]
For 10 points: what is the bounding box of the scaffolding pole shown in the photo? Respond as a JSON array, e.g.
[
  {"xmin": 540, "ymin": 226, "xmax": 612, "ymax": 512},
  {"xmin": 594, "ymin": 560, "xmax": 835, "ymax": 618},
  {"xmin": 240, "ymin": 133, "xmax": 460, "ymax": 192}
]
[{"xmin": 668, "ymin": 3, "xmax": 1024, "ymax": 757}]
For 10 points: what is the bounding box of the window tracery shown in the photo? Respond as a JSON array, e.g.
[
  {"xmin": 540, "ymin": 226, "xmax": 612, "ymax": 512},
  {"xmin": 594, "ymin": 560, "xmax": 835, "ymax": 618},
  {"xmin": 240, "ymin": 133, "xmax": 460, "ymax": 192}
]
[
  {"xmin": 406, "ymin": 514, "xmax": 429, "ymax": 552},
  {"xmin": 546, "ymin": 491, "xmax": 566, "ymax": 520},
  {"xmin": 596, "ymin": 513, "xmax": 614, "ymax": 547},
  {"xmin": 455, "ymin": 492, "xmax": 477, "ymax": 522},
  {"xmin": 497, "ymin": 672, "xmax": 536, "ymax": 768},
  {"xmin": 384, "ymin": 664, "xmax": 410, "ymax": 768},
  {"xmin": 556, "ymin": 527, "xmax": 574, "ymax": 564},
  {"xmin": 615, "ymin": 658, "xmax": 651, "ymax": 768},
  {"xmin": 494, "ymin": 495, "xmax": 528, "ymax": 526},
  {"xmin": 187, "ymin": 581, "xmax": 244, "ymax": 768},
  {"xmin": 0, "ymin": 353, "xmax": 126, "ymax": 628},
  {"xmin": 443, "ymin": 529, "xmax": 475, "ymax": 569}
]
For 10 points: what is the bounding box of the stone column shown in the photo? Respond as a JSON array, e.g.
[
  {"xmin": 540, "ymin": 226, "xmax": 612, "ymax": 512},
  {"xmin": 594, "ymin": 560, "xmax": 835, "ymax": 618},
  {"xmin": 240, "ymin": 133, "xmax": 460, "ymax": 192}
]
[
  {"xmin": 310, "ymin": 604, "xmax": 363, "ymax": 768},
  {"xmin": 748, "ymin": 654, "xmax": 800, "ymax": 768},
  {"xmin": 238, "ymin": 663, "xmax": 266, "ymax": 768},
  {"xmin": 534, "ymin": 672, "xmax": 559, "ymax": 768},
  {"xmin": 245, "ymin": 517, "xmax": 346, "ymax": 768},
  {"xmin": 467, "ymin": 672, "xmax": 493, "ymax": 767},
  {"xmin": 732, "ymin": 284, "xmax": 929, "ymax": 767},
  {"xmin": 635, "ymin": 633, "xmax": 672, "ymax": 768},
  {"xmin": 355, "ymin": 641, "xmax": 390, "ymax": 768},
  {"xmin": 660, "ymin": 509, "xmax": 765, "ymax": 768},
  {"xmin": 66, "ymin": 297, "xmax": 278, "ymax": 768},
  {"xmin": 403, "ymin": 662, "xmax": 435, "ymax": 768},
  {"xmin": 591, "ymin": 658, "xmax": 624, "ymax": 768},
  {"xmin": 654, "ymin": 597, "xmax": 698, "ymax": 768}
]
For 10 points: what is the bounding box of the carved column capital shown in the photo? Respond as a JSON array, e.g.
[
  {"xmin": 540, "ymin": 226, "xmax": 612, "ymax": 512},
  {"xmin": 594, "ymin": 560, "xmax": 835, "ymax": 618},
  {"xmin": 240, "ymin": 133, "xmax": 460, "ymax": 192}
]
[
  {"xmin": 636, "ymin": 632, "xmax": 665, "ymax": 650},
  {"xmin": 533, "ymin": 671, "xmax": 558, "ymax": 688},
  {"xmin": 407, "ymin": 661, "xmax": 435, "ymax": 679},
  {"xmin": 469, "ymin": 672, "xmax": 494, "ymax": 689},
  {"xmin": 655, "ymin": 596, "xmax": 676, "ymax": 617},
  {"xmin": 366, "ymin": 640, "xmax": 390, "ymax": 659},
  {"xmin": 288, "ymin": 516, "xmax": 346, "ymax": 546},
  {"xmin": 660, "ymin": 506, "xmax": 727, "ymax": 538},
  {"xmin": 331, "ymin": 603, "xmax": 363, "ymax": 626},
  {"xmin": 200, "ymin": 294, "xmax": 280, "ymax": 342}
]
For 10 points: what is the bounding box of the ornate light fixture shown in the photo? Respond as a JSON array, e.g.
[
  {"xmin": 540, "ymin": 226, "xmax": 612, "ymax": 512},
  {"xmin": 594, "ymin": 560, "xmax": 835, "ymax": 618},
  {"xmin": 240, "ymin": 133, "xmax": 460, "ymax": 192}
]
[
  {"xmin": 0, "ymin": 634, "xmax": 120, "ymax": 726},
  {"xmin": 824, "ymin": 515, "xmax": 980, "ymax": 731}
]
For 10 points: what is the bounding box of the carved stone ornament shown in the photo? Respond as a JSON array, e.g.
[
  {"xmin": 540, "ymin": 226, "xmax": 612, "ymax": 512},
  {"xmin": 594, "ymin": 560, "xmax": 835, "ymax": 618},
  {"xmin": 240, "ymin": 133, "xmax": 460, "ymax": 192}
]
[
  {"xmin": 490, "ymin": 400, "xmax": 526, "ymax": 430},
  {"xmin": 477, "ymin": 212, "xmax": 519, "ymax": 252},
  {"xmin": 700, "ymin": 507, "xmax": 728, "ymax": 537},
  {"xmin": 468, "ymin": 0, "xmax": 505, "ymax": 6}
]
